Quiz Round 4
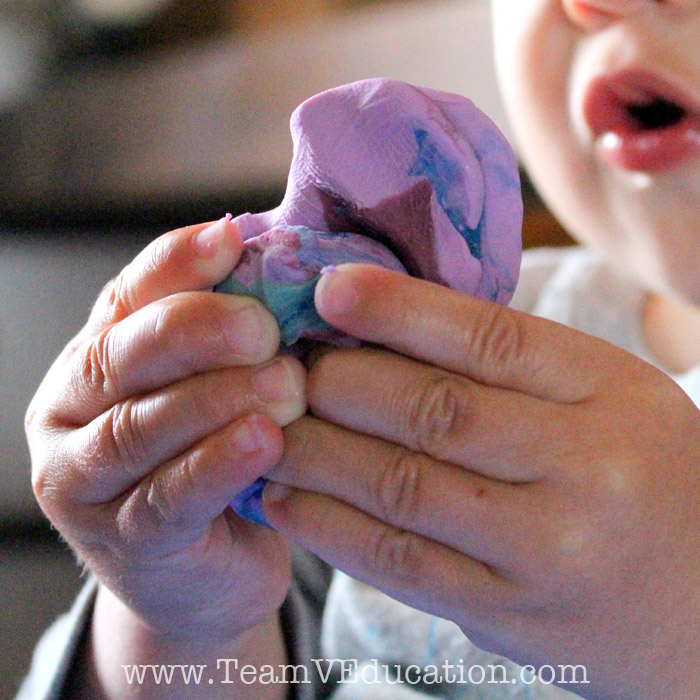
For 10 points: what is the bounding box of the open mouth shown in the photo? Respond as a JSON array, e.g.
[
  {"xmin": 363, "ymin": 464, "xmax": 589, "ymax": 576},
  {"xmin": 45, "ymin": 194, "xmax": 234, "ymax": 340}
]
[
  {"xmin": 583, "ymin": 70, "xmax": 700, "ymax": 172},
  {"xmin": 626, "ymin": 97, "xmax": 686, "ymax": 131}
]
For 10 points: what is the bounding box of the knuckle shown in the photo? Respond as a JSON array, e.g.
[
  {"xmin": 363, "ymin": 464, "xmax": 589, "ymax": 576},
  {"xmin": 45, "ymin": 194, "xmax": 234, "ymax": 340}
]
[
  {"xmin": 467, "ymin": 306, "xmax": 529, "ymax": 383},
  {"xmin": 30, "ymin": 451, "xmax": 84, "ymax": 526},
  {"xmin": 94, "ymin": 235, "xmax": 174, "ymax": 327},
  {"xmin": 144, "ymin": 467, "xmax": 188, "ymax": 530},
  {"xmin": 104, "ymin": 268, "xmax": 137, "ymax": 324},
  {"xmin": 151, "ymin": 299, "xmax": 181, "ymax": 338},
  {"xmin": 151, "ymin": 301, "xmax": 193, "ymax": 365},
  {"xmin": 143, "ymin": 234, "xmax": 171, "ymax": 274},
  {"xmin": 279, "ymin": 416, "xmax": 316, "ymax": 479},
  {"xmin": 31, "ymin": 462, "xmax": 58, "ymax": 511},
  {"xmin": 141, "ymin": 447, "xmax": 203, "ymax": 533},
  {"xmin": 24, "ymin": 398, "xmax": 41, "ymax": 438},
  {"xmin": 81, "ymin": 329, "xmax": 117, "ymax": 399},
  {"xmin": 362, "ymin": 524, "xmax": 421, "ymax": 581},
  {"xmin": 409, "ymin": 375, "xmax": 464, "ymax": 454},
  {"xmin": 374, "ymin": 450, "xmax": 423, "ymax": 526},
  {"xmin": 25, "ymin": 421, "xmax": 72, "ymax": 512},
  {"xmin": 104, "ymin": 399, "xmax": 148, "ymax": 473},
  {"xmin": 26, "ymin": 413, "xmax": 101, "ymax": 518},
  {"xmin": 188, "ymin": 383, "xmax": 226, "ymax": 428}
]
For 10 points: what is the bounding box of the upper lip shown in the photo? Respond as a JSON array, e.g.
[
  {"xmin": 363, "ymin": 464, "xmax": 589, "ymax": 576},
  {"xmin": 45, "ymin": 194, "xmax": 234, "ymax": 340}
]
[
  {"xmin": 565, "ymin": 0, "xmax": 618, "ymax": 29},
  {"xmin": 582, "ymin": 67, "xmax": 700, "ymax": 138}
]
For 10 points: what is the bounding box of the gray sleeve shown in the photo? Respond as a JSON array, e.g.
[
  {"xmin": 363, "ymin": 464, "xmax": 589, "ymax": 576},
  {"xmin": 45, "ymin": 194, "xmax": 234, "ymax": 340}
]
[
  {"xmin": 281, "ymin": 547, "xmax": 336, "ymax": 699},
  {"xmin": 15, "ymin": 548, "xmax": 334, "ymax": 700},
  {"xmin": 14, "ymin": 576, "xmax": 98, "ymax": 700}
]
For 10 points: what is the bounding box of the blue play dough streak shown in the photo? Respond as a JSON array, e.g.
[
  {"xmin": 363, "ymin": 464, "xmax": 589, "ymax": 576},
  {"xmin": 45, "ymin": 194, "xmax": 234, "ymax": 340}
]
[
  {"xmin": 409, "ymin": 128, "xmax": 482, "ymax": 260},
  {"xmin": 229, "ymin": 478, "xmax": 273, "ymax": 529},
  {"xmin": 264, "ymin": 276, "xmax": 330, "ymax": 345},
  {"xmin": 217, "ymin": 272, "xmax": 333, "ymax": 346}
]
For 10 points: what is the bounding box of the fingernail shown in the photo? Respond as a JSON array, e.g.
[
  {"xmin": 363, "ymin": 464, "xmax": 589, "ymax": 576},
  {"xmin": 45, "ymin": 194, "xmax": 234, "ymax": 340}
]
[
  {"xmin": 316, "ymin": 265, "xmax": 358, "ymax": 316},
  {"xmin": 252, "ymin": 358, "xmax": 300, "ymax": 403},
  {"xmin": 195, "ymin": 214, "xmax": 234, "ymax": 256},
  {"xmin": 231, "ymin": 415, "xmax": 266, "ymax": 453},
  {"xmin": 264, "ymin": 480, "xmax": 292, "ymax": 505},
  {"xmin": 225, "ymin": 299, "xmax": 276, "ymax": 357}
]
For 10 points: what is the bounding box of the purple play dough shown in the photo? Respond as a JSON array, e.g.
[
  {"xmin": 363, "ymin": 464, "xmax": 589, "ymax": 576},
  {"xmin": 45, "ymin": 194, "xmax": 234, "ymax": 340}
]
[
  {"xmin": 220, "ymin": 78, "xmax": 522, "ymax": 312},
  {"xmin": 217, "ymin": 78, "xmax": 524, "ymax": 526}
]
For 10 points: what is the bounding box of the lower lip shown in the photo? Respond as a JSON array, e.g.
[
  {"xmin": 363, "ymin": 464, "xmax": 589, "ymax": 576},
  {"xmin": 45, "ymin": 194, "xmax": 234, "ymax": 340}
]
[{"xmin": 597, "ymin": 120, "xmax": 700, "ymax": 173}]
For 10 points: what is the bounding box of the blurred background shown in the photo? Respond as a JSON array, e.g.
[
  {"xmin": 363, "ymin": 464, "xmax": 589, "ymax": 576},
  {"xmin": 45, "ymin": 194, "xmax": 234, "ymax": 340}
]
[{"xmin": 0, "ymin": 0, "xmax": 571, "ymax": 696}]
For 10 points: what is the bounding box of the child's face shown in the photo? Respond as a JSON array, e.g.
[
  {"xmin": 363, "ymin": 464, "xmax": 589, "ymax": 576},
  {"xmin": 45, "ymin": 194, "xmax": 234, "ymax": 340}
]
[{"xmin": 491, "ymin": 0, "xmax": 700, "ymax": 303}]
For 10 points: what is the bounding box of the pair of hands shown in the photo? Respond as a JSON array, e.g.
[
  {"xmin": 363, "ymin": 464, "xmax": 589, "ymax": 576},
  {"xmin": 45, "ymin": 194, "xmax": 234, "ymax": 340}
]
[{"xmin": 26, "ymin": 220, "xmax": 700, "ymax": 700}]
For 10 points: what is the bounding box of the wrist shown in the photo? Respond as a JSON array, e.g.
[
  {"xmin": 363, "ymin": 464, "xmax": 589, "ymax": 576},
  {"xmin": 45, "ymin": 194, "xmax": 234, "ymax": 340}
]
[{"xmin": 81, "ymin": 584, "xmax": 288, "ymax": 699}]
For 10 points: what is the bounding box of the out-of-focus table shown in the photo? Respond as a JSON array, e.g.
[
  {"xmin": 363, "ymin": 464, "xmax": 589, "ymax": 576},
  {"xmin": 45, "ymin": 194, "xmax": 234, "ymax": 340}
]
[{"xmin": 0, "ymin": 0, "xmax": 507, "ymax": 223}]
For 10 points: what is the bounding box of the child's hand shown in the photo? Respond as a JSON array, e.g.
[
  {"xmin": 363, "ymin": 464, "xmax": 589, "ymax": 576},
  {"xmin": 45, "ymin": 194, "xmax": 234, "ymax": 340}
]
[
  {"xmin": 264, "ymin": 264, "xmax": 700, "ymax": 700},
  {"xmin": 26, "ymin": 220, "xmax": 307, "ymax": 647}
]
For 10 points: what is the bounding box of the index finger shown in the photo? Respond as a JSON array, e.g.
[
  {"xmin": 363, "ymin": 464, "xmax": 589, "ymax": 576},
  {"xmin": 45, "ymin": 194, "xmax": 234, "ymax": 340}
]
[
  {"xmin": 314, "ymin": 264, "xmax": 633, "ymax": 402},
  {"xmin": 85, "ymin": 216, "xmax": 243, "ymax": 334}
]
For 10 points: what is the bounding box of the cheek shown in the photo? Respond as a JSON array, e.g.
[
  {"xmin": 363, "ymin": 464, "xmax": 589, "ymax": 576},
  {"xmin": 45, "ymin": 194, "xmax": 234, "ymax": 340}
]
[
  {"xmin": 493, "ymin": 1, "xmax": 573, "ymax": 139},
  {"xmin": 494, "ymin": 2, "xmax": 613, "ymax": 246}
]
